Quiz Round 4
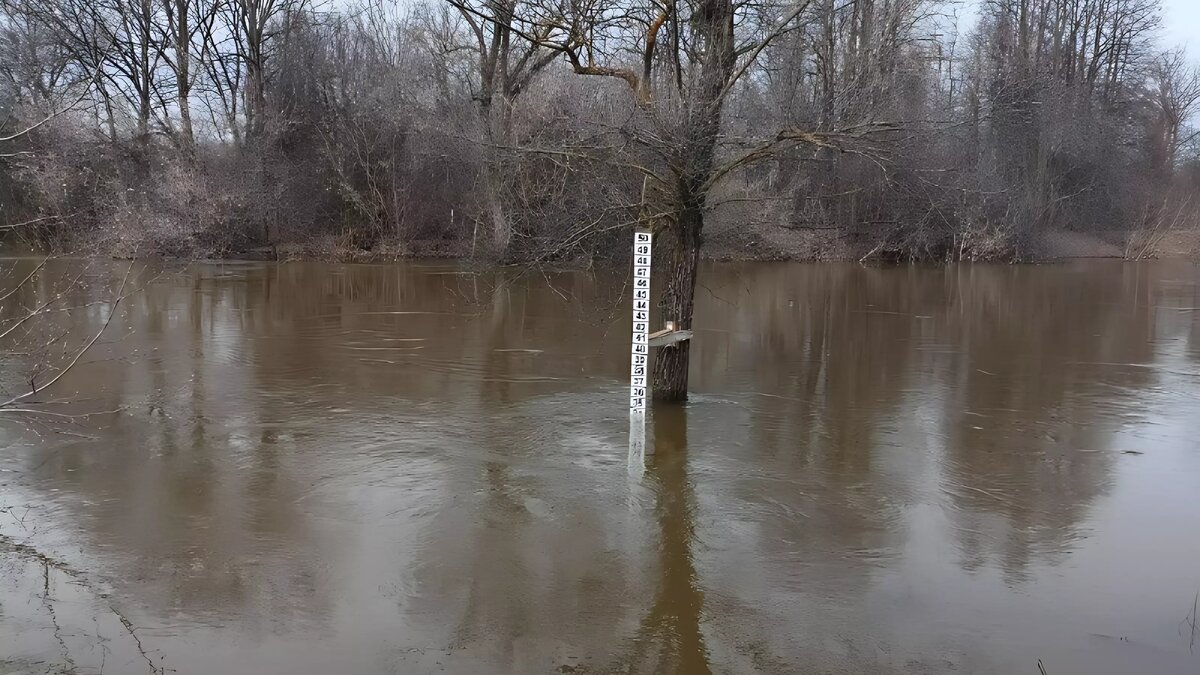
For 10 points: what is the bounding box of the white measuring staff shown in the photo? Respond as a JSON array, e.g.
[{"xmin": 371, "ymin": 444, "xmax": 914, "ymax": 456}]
[{"xmin": 630, "ymin": 229, "xmax": 652, "ymax": 411}]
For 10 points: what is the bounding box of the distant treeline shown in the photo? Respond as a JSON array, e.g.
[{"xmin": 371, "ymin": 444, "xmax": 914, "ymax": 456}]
[{"xmin": 1, "ymin": 0, "xmax": 1198, "ymax": 262}]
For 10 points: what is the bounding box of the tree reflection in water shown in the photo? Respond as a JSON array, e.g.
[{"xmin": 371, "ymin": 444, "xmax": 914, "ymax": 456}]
[{"xmin": 622, "ymin": 404, "xmax": 712, "ymax": 675}]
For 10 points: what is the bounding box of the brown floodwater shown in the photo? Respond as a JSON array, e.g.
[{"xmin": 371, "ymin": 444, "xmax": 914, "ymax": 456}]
[{"xmin": 2, "ymin": 258, "xmax": 1200, "ymax": 674}]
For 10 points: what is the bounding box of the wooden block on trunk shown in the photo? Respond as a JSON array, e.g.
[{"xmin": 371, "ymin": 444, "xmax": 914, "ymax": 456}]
[{"xmin": 648, "ymin": 328, "xmax": 693, "ymax": 348}]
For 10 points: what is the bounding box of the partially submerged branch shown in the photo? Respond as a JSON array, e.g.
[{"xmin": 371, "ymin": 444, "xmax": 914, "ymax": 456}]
[{"xmin": 1, "ymin": 259, "xmax": 138, "ymax": 415}]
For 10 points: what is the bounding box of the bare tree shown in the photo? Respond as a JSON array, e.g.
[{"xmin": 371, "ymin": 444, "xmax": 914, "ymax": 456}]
[
  {"xmin": 224, "ymin": 0, "xmax": 306, "ymax": 140},
  {"xmin": 1146, "ymin": 49, "xmax": 1200, "ymax": 173},
  {"xmin": 431, "ymin": 0, "xmax": 561, "ymax": 255},
  {"xmin": 445, "ymin": 0, "xmax": 912, "ymax": 399},
  {"xmin": 0, "ymin": 0, "xmax": 1196, "ymax": 363},
  {"xmin": 151, "ymin": 0, "xmax": 224, "ymax": 148}
]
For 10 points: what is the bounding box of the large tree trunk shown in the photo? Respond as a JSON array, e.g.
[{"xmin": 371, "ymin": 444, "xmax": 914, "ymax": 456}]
[
  {"xmin": 98, "ymin": 84, "xmax": 118, "ymax": 142},
  {"xmin": 652, "ymin": 205, "xmax": 702, "ymax": 401},
  {"xmin": 649, "ymin": 0, "xmax": 733, "ymax": 402},
  {"xmin": 485, "ymin": 170, "xmax": 511, "ymax": 256},
  {"xmin": 175, "ymin": 0, "xmax": 194, "ymax": 149},
  {"xmin": 477, "ymin": 95, "xmax": 514, "ymax": 259},
  {"xmin": 246, "ymin": 60, "xmax": 265, "ymax": 139}
]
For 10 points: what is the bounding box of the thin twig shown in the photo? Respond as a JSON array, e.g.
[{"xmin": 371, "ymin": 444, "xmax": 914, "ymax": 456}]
[{"xmin": 1, "ymin": 260, "xmax": 136, "ymax": 410}]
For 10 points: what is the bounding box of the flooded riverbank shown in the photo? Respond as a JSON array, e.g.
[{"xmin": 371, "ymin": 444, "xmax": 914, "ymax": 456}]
[{"xmin": 2, "ymin": 259, "xmax": 1199, "ymax": 674}]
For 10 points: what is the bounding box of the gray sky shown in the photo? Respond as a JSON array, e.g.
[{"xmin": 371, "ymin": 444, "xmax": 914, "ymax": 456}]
[{"xmin": 1161, "ymin": 0, "xmax": 1200, "ymax": 53}]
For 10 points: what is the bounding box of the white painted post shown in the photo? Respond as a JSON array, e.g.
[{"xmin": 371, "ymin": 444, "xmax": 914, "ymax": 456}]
[
  {"xmin": 630, "ymin": 229, "xmax": 652, "ymax": 411},
  {"xmin": 628, "ymin": 410, "xmax": 646, "ymax": 475},
  {"xmin": 628, "ymin": 228, "xmax": 651, "ymax": 472}
]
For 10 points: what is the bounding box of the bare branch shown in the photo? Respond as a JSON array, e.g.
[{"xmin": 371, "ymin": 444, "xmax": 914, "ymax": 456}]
[{"xmin": 1, "ymin": 260, "xmax": 137, "ymax": 411}]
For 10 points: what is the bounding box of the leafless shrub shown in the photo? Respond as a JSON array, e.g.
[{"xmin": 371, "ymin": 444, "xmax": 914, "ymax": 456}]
[{"xmin": 0, "ymin": 0, "xmax": 1194, "ymax": 268}]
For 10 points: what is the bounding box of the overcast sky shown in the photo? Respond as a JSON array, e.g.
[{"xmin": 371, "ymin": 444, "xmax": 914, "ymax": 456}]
[{"xmin": 1161, "ymin": 0, "xmax": 1199, "ymax": 53}]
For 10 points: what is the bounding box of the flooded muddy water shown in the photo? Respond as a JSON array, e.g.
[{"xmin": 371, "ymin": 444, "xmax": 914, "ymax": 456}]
[{"xmin": 2, "ymin": 258, "xmax": 1200, "ymax": 674}]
